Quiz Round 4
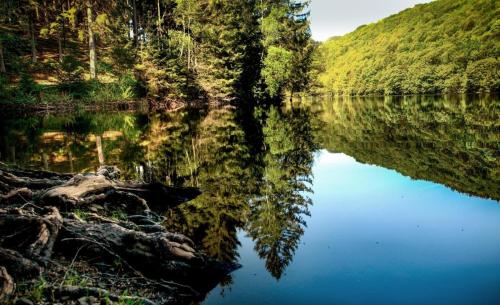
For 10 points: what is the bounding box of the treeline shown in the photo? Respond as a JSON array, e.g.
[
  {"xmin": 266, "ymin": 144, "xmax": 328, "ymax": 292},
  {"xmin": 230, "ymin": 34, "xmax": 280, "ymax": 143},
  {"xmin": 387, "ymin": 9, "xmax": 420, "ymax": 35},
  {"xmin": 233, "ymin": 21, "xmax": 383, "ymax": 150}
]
[
  {"xmin": 316, "ymin": 0, "xmax": 499, "ymax": 96},
  {"xmin": 315, "ymin": 95, "xmax": 499, "ymax": 200},
  {"xmin": 0, "ymin": 0, "xmax": 313, "ymax": 104}
]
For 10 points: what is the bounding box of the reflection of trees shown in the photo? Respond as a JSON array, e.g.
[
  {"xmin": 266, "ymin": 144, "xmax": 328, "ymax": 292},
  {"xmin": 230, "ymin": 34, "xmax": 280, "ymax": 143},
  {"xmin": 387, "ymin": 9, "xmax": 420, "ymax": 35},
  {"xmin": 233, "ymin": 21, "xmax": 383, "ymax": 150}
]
[
  {"xmin": 316, "ymin": 95, "xmax": 499, "ymax": 200},
  {"xmin": 0, "ymin": 105, "xmax": 320, "ymax": 281},
  {"xmin": 247, "ymin": 107, "xmax": 316, "ymax": 280},
  {"xmin": 163, "ymin": 108, "xmax": 256, "ymax": 264},
  {"xmin": 0, "ymin": 113, "xmax": 148, "ymax": 178}
]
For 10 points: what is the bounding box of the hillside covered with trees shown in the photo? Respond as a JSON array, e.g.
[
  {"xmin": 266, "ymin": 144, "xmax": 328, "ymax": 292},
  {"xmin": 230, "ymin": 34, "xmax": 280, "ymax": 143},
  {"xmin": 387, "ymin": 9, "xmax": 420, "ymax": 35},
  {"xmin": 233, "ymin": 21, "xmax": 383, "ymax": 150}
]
[
  {"xmin": 0, "ymin": 0, "xmax": 313, "ymax": 104},
  {"xmin": 316, "ymin": 0, "xmax": 499, "ymax": 95}
]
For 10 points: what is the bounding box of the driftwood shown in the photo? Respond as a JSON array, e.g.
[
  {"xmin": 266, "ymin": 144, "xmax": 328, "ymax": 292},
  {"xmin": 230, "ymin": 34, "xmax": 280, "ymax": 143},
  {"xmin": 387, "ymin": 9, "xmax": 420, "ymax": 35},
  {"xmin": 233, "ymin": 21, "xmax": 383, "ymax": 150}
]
[{"xmin": 0, "ymin": 164, "xmax": 236, "ymax": 304}]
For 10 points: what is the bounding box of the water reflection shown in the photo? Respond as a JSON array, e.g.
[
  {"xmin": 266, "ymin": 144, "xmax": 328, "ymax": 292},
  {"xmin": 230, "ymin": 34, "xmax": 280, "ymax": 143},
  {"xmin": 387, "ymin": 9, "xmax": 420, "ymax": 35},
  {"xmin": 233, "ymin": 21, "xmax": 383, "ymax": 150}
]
[
  {"xmin": 0, "ymin": 95, "xmax": 498, "ymax": 288},
  {"xmin": 247, "ymin": 107, "xmax": 316, "ymax": 279},
  {"xmin": 311, "ymin": 95, "xmax": 499, "ymax": 200}
]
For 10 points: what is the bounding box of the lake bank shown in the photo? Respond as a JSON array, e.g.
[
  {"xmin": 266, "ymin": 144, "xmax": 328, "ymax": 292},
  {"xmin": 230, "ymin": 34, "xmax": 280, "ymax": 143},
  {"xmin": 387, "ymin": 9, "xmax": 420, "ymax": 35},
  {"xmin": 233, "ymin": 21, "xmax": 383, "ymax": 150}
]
[{"xmin": 0, "ymin": 163, "xmax": 234, "ymax": 304}]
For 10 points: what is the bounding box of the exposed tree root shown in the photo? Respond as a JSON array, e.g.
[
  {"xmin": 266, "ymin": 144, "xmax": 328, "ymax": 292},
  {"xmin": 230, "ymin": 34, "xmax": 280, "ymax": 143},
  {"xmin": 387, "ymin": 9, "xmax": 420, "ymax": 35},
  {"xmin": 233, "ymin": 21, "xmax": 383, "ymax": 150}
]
[
  {"xmin": 0, "ymin": 165, "xmax": 236, "ymax": 304},
  {"xmin": 0, "ymin": 266, "xmax": 14, "ymax": 301},
  {"xmin": 46, "ymin": 285, "xmax": 158, "ymax": 305}
]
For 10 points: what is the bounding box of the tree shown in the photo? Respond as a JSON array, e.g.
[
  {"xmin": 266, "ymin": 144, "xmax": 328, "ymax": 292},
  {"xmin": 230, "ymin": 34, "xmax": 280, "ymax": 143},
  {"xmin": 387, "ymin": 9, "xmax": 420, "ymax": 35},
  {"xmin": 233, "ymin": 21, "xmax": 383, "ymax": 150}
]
[
  {"xmin": 86, "ymin": 0, "xmax": 97, "ymax": 79},
  {"xmin": 0, "ymin": 39, "xmax": 6, "ymax": 73}
]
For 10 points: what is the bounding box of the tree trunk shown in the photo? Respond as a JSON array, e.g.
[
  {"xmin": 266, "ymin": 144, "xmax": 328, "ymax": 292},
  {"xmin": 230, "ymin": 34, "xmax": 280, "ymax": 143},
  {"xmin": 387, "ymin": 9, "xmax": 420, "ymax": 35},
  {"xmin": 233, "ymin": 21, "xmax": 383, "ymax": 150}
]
[
  {"xmin": 132, "ymin": 0, "xmax": 138, "ymax": 45},
  {"xmin": 96, "ymin": 135, "xmax": 104, "ymax": 165},
  {"xmin": 86, "ymin": 0, "xmax": 96, "ymax": 79},
  {"xmin": 29, "ymin": 18, "xmax": 38, "ymax": 64},
  {"xmin": 157, "ymin": 0, "xmax": 162, "ymax": 38},
  {"xmin": 0, "ymin": 40, "xmax": 6, "ymax": 74},
  {"xmin": 58, "ymin": 0, "xmax": 65, "ymax": 62}
]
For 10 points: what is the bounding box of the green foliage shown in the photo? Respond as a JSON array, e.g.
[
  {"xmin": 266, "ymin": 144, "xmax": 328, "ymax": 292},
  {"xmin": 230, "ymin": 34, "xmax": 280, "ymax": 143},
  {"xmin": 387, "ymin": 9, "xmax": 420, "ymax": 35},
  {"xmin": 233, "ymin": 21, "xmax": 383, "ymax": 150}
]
[
  {"xmin": 0, "ymin": 0, "xmax": 313, "ymax": 105},
  {"xmin": 111, "ymin": 209, "xmax": 128, "ymax": 221},
  {"xmin": 262, "ymin": 47, "xmax": 293, "ymax": 97},
  {"xmin": 18, "ymin": 73, "xmax": 38, "ymax": 95},
  {"xmin": 317, "ymin": 0, "xmax": 500, "ymax": 95},
  {"xmin": 57, "ymin": 55, "xmax": 84, "ymax": 83},
  {"xmin": 0, "ymin": 75, "xmax": 11, "ymax": 100}
]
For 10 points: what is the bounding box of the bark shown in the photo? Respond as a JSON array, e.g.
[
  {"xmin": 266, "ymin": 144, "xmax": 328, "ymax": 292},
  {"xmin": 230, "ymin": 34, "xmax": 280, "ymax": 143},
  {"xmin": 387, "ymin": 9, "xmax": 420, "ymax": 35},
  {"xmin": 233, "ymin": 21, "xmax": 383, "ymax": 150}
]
[
  {"xmin": 29, "ymin": 17, "xmax": 37, "ymax": 64},
  {"xmin": 0, "ymin": 40, "xmax": 6, "ymax": 74},
  {"xmin": 132, "ymin": 0, "xmax": 138, "ymax": 45},
  {"xmin": 37, "ymin": 167, "xmax": 199, "ymax": 212},
  {"xmin": 0, "ymin": 207, "xmax": 63, "ymax": 262},
  {"xmin": 57, "ymin": 34, "xmax": 63, "ymax": 62},
  {"xmin": 0, "ymin": 187, "xmax": 33, "ymax": 206},
  {"xmin": 47, "ymin": 286, "xmax": 157, "ymax": 305},
  {"xmin": 86, "ymin": 0, "xmax": 96, "ymax": 79},
  {"xmin": 0, "ymin": 266, "xmax": 14, "ymax": 301},
  {"xmin": 0, "ymin": 169, "xmax": 67, "ymax": 191},
  {"xmin": 96, "ymin": 135, "xmax": 104, "ymax": 165},
  {"xmin": 60, "ymin": 219, "xmax": 200, "ymax": 276},
  {"xmin": 0, "ymin": 248, "xmax": 41, "ymax": 279},
  {"xmin": 0, "ymin": 166, "xmax": 238, "ymax": 303}
]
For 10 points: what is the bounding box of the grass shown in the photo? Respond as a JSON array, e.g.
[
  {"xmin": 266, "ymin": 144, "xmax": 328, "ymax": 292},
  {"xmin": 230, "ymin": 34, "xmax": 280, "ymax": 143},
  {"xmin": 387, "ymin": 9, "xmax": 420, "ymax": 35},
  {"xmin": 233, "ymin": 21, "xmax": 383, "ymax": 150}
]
[
  {"xmin": 73, "ymin": 209, "xmax": 91, "ymax": 221},
  {"xmin": 14, "ymin": 276, "xmax": 48, "ymax": 303},
  {"xmin": 110, "ymin": 209, "xmax": 128, "ymax": 222}
]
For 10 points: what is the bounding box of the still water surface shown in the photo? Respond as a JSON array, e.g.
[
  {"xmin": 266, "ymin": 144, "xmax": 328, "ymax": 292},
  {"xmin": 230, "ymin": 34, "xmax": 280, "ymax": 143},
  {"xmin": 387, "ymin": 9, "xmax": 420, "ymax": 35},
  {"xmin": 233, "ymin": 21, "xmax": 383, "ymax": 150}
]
[{"xmin": 1, "ymin": 95, "xmax": 499, "ymax": 305}]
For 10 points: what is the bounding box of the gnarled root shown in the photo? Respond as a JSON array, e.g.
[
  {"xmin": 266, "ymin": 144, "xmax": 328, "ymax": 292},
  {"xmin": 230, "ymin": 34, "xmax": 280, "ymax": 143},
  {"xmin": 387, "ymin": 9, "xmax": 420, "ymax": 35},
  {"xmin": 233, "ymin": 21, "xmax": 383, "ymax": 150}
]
[
  {"xmin": 0, "ymin": 207, "xmax": 62, "ymax": 262},
  {"xmin": 0, "ymin": 266, "xmax": 14, "ymax": 301}
]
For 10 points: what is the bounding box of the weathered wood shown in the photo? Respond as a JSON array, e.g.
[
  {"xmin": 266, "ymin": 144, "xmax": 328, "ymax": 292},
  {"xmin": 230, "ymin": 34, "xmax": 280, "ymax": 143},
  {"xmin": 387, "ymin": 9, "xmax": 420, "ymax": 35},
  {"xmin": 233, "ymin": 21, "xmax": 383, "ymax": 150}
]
[
  {"xmin": 0, "ymin": 248, "xmax": 41, "ymax": 279},
  {"xmin": 0, "ymin": 165, "xmax": 237, "ymax": 304},
  {"xmin": 0, "ymin": 188, "xmax": 33, "ymax": 206},
  {"xmin": 48, "ymin": 285, "xmax": 157, "ymax": 305},
  {"xmin": 0, "ymin": 170, "xmax": 66, "ymax": 191},
  {"xmin": 0, "ymin": 207, "xmax": 63, "ymax": 262},
  {"xmin": 60, "ymin": 218, "xmax": 200, "ymax": 277},
  {"xmin": 0, "ymin": 266, "xmax": 14, "ymax": 301}
]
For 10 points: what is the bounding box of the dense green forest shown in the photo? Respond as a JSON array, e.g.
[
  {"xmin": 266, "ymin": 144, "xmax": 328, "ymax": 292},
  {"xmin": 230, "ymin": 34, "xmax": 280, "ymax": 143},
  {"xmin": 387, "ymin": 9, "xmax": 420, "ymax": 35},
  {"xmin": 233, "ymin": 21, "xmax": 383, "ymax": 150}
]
[
  {"xmin": 0, "ymin": 0, "xmax": 313, "ymax": 104},
  {"xmin": 316, "ymin": 0, "xmax": 500, "ymax": 95}
]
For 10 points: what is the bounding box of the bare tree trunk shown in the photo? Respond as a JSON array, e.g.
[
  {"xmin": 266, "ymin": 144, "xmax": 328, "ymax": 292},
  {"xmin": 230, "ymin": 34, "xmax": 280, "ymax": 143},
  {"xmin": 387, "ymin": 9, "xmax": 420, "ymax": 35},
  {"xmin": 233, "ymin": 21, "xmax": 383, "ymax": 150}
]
[
  {"xmin": 132, "ymin": 0, "xmax": 138, "ymax": 45},
  {"xmin": 68, "ymin": 151, "xmax": 74, "ymax": 172},
  {"xmin": 86, "ymin": 0, "xmax": 96, "ymax": 79},
  {"xmin": 157, "ymin": 0, "xmax": 162, "ymax": 38},
  {"xmin": 0, "ymin": 40, "xmax": 6, "ymax": 74},
  {"xmin": 57, "ymin": 35, "xmax": 63, "ymax": 62},
  {"xmin": 96, "ymin": 135, "xmax": 104, "ymax": 165},
  {"xmin": 29, "ymin": 18, "xmax": 38, "ymax": 64},
  {"xmin": 59, "ymin": 0, "xmax": 66, "ymax": 61}
]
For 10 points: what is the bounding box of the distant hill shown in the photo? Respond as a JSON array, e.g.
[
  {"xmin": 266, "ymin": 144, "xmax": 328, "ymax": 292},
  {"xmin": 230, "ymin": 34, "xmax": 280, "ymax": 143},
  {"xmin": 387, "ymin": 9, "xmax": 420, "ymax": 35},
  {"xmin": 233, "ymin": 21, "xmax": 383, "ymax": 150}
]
[{"xmin": 316, "ymin": 0, "xmax": 499, "ymax": 95}]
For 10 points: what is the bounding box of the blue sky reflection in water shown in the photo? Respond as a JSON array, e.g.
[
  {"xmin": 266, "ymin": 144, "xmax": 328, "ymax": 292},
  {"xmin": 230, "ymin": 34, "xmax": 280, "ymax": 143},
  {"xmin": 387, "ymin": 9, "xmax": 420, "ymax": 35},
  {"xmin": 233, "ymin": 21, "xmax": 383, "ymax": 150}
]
[{"xmin": 203, "ymin": 151, "xmax": 500, "ymax": 305}]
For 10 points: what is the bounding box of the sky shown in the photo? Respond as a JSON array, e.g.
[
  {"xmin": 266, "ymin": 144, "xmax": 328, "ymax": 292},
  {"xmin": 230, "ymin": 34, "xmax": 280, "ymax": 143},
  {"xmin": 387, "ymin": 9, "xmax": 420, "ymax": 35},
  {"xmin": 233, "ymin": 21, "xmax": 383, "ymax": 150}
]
[{"xmin": 310, "ymin": 0, "xmax": 433, "ymax": 41}]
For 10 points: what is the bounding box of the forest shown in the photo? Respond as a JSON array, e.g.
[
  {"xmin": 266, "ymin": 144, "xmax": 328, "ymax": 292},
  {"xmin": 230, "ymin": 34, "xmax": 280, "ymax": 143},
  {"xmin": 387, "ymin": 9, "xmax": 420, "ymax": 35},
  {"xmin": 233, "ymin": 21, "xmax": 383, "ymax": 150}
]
[
  {"xmin": 0, "ymin": 0, "xmax": 313, "ymax": 104},
  {"xmin": 315, "ymin": 0, "xmax": 500, "ymax": 95}
]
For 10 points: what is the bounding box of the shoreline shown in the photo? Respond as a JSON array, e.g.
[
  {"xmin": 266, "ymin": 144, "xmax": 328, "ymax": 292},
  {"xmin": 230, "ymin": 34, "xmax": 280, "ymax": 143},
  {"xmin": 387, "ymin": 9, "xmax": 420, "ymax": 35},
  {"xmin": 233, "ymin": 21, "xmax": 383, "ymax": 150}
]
[{"xmin": 0, "ymin": 163, "xmax": 234, "ymax": 304}]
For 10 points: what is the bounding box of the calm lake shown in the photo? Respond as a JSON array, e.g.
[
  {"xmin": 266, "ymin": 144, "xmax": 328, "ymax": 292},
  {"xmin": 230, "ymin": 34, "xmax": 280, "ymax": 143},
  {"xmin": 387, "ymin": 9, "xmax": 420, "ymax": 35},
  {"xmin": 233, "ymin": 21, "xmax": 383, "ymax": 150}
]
[{"xmin": 1, "ymin": 95, "xmax": 499, "ymax": 305}]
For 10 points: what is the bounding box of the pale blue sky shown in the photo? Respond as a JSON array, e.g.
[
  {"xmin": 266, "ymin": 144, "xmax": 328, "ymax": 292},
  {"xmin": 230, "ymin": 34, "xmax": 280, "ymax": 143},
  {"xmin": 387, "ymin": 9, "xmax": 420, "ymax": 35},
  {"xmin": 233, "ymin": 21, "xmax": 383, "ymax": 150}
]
[{"xmin": 310, "ymin": 0, "xmax": 433, "ymax": 41}]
